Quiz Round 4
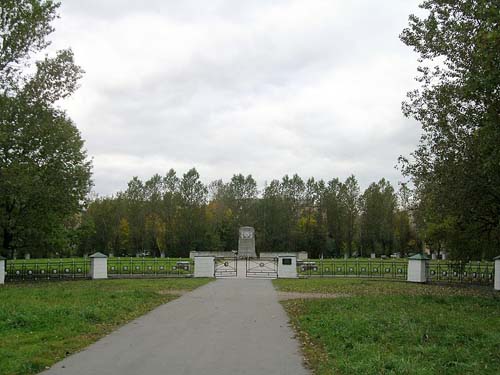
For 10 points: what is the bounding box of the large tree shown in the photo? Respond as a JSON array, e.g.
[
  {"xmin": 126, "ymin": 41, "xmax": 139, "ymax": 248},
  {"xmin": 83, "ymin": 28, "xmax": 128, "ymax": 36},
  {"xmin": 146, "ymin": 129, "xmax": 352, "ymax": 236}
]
[
  {"xmin": 400, "ymin": 0, "xmax": 500, "ymax": 259},
  {"xmin": 360, "ymin": 179, "xmax": 397, "ymax": 255},
  {"xmin": 0, "ymin": 1, "xmax": 92, "ymax": 257},
  {"xmin": 176, "ymin": 168, "xmax": 208, "ymax": 254}
]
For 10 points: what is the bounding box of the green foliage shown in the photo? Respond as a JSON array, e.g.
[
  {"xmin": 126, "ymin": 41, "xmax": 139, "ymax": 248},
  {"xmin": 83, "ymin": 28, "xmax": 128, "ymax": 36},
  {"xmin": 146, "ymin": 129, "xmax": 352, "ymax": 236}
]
[
  {"xmin": 324, "ymin": 176, "xmax": 360, "ymax": 257},
  {"xmin": 0, "ymin": 0, "xmax": 59, "ymax": 92},
  {"xmin": 399, "ymin": 0, "xmax": 500, "ymax": 259},
  {"xmin": 0, "ymin": 97, "xmax": 91, "ymax": 257},
  {"xmin": 80, "ymin": 171, "xmax": 420, "ymax": 259},
  {"xmin": 360, "ymin": 179, "xmax": 399, "ymax": 255},
  {"xmin": 0, "ymin": 278, "xmax": 212, "ymax": 375},
  {"xmin": 0, "ymin": 1, "xmax": 92, "ymax": 258}
]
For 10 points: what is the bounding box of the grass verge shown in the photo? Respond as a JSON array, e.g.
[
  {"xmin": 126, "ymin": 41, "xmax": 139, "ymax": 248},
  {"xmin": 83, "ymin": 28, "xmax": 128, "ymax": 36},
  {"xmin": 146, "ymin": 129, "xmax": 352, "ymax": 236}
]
[
  {"xmin": 0, "ymin": 278, "xmax": 211, "ymax": 375},
  {"xmin": 274, "ymin": 279, "xmax": 500, "ymax": 375}
]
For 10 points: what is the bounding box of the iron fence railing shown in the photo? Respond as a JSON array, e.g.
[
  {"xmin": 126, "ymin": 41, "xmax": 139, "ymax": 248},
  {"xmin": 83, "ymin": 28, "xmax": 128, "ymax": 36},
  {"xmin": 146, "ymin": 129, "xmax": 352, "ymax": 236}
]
[
  {"xmin": 297, "ymin": 258, "xmax": 495, "ymax": 286},
  {"xmin": 5, "ymin": 259, "xmax": 91, "ymax": 282},
  {"xmin": 297, "ymin": 259, "xmax": 408, "ymax": 280},
  {"xmin": 214, "ymin": 257, "xmax": 238, "ymax": 278},
  {"xmin": 107, "ymin": 257, "xmax": 194, "ymax": 278},
  {"xmin": 2, "ymin": 257, "xmax": 496, "ymax": 286},
  {"xmin": 427, "ymin": 261, "xmax": 494, "ymax": 285},
  {"xmin": 246, "ymin": 257, "xmax": 278, "ymax": 278}
]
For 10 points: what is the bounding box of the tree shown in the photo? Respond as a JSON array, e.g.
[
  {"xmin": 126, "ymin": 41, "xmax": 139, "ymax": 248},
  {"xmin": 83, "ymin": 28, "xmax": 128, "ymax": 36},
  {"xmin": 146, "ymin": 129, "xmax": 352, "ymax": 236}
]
[
  {"xmin": 394, "ymin": 184, "xmax": 419, "ymax": 256},
  {"xmin": 123, "ymin": 177, "xmax": 146, "ymax": 254},
  {"xmin": 400, "ymin": 0, "xmax": 500, "ymax": 259},
  {"xmin": 145, "ymin": 213, "xmax": 166, "ymax": 256},
  {"xmin": 118, "ymin": 217, "xmax": 130, "ymax": 255},
  {"xmin": 227, "ymin": 174, "xmax": 258, "ymax": 227},
  {"xmin": 74, "ymin": 212, "xmax": 96, "ymax": 256},
  {"xmin": 341, "ymin": 175, "xmax": 360, "ymax": 257},
  {"xmin": 260, "ymin": 179, "xmax": 289, "ymax": 252},
  {"xmin": 207, "ymin": 174, "xmax": 259, "ymax": 251},
  {"xmin": 1, "ymin": 0, "xmax": 59, "ymax": 93},
  {"xmin": 360, "ymin": 179, "xmax": 397, "ymax": 255},
  {"xmin": 176, "ymin": 168, "xmax": 208, "ymax": 254},
  {"xmin": 324, "ymin": 178, "xmax": 346, "ymax": 256},
  {"xmin": 299, "ymin": 178, "xmax": 326, "ymax": 258},
  {"xmin": 83, "ymin": 196, "xmax": 123, "ymax": 255},
  {"xmin": 162, "ymin": 169, "xmax": 180, "ymax": 254},
  {"xmin": 0, "ymin": 1, "xmax": 91, "ymax": 258}
]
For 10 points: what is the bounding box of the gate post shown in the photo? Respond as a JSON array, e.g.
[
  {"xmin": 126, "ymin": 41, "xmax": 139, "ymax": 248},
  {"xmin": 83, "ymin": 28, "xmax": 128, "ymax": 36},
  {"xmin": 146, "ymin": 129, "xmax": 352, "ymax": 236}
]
[
  {"xmin": 278, "ymin": 256, "xmax": 297, "ymax": 278},
  {"xmin": 194, "ymin": 256, "xmax": 215, "ymax": 278},
  {"xmin": 89, "ymin": 252, "xmax": 108, "ymax": 279},
  {"xmin": 407, "ymin": 253, "xmax": 429, "ymax": 283},
  {"xmin": 494, "ymin": 255, "xmax": 500, "ymax": 291},
  {"xmin": 0, "ymin": 256, "xmax": 5, "ymax": 285}
]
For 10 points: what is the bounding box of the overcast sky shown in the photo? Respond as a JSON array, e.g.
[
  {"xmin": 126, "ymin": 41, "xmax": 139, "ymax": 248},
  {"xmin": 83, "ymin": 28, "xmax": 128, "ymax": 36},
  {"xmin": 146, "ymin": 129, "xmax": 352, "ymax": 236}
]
[{"xmin": 49, "ymin": 0, "xmax": 423, "ymax": 196}]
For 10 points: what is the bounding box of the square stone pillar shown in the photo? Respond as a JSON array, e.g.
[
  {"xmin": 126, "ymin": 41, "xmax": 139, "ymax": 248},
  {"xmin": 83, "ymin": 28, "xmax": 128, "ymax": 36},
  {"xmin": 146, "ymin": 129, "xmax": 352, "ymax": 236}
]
[
  {"xmin": 194, "ymin": 256, "xmax": 215, "ymax": 278},
  {"xmin": 278, "ymin": 256, "xmax": 297, "ymax": 278},
  {"xmin": 407, "ymin": 253, "xmax": 429, "ymax": 283},
  {"xmin": 0, "ymin": 256, "xmax": 5, "ymax": 285},
  {"xmin": 494, "ymin": 256, "xmax": 500, "ymax": 291},
  {"xmin": 89, "ymin": 252, "xmax": 108, "ymax": 279}
]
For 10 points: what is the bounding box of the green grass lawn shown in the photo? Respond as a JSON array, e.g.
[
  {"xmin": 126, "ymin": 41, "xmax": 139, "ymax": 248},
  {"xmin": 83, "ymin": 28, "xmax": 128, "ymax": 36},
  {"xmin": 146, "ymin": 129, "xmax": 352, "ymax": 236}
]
[
  {"xmin": 274, "ymin": 279, "xmax": 500, "ymax": 375},
  {"xmin": 0, "ymin": 278, "xmax": 211, "ymax": 375}
]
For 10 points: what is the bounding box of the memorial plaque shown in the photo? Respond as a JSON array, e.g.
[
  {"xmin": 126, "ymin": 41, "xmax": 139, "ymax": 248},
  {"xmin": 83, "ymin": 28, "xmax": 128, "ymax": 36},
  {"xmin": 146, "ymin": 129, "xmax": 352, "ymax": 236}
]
[{"xmin": 238, "ymin": 226, "xmax": 256, "ymax": 257}]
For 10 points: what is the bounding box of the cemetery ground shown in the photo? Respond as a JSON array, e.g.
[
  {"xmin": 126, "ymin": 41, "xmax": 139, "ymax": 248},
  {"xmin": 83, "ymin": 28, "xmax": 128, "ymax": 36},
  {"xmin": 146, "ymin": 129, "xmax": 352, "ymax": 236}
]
[
  {"xmin": 0, "ymin": 278, "xmax": 211, "ymax": 375},
  {"xmin": 274, "ymin": 278, "xmax": 500, "ymax": 374}
]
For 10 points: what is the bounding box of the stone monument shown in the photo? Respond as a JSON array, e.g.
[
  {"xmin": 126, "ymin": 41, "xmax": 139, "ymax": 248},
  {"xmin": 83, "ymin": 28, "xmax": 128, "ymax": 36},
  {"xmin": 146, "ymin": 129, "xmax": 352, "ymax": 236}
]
[{"xmin": 238, "ymin": 226, "xmax": 256, "ymax": 258}]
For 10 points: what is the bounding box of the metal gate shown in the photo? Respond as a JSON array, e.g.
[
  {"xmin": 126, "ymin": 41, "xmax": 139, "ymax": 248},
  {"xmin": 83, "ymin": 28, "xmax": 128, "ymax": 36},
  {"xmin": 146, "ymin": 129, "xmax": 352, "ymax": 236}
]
[
  {"xmin": 246, "ymin": 257, "xmax": 278, "ymax": 279},
  {"xmin": 214, "ymin": 257, "xmax": 238, "ymax": 278}
]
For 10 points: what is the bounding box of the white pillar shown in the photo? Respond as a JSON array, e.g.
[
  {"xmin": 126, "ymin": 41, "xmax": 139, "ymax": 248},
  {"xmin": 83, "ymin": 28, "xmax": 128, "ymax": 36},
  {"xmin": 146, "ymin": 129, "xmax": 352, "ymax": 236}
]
[
  {"xmin": 89, "ymin": 252, "xmax": 108, "ymax": 279},
  {"xmin": 407, "ymin": 254, "xmax": 429, "ymax": 283},
  {"xmin": 494, "ymin": 256, "xmax": 500, "ymax": 291},
  {"xmin": 0, "ymin": 256, "xmax": 5, "ymax": 285},
  {"xmin": 370, "ymin": 253, "xmax": 376, "ymax": 259},
  {"xmin": 194, "ymin": 256, "xmax": 215, "ymax": 277},
  {"xmin": 278, "ymin": 256, "xmax": 297, "ymax": 278}
]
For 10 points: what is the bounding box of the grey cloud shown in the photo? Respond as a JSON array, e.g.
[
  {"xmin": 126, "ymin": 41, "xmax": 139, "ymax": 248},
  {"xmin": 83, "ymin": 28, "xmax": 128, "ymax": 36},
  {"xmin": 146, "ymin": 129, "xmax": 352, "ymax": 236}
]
[{"xmin": 51, "ymin": 0, "xmax": 423, "ymax": 195}]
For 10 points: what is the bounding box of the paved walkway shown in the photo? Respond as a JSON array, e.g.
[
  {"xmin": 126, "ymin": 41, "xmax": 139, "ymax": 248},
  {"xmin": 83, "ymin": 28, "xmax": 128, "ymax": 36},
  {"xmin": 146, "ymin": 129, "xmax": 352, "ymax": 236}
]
[{"xmin": 41, "ymin": 279, "xmax": 309, "ymax": 375}]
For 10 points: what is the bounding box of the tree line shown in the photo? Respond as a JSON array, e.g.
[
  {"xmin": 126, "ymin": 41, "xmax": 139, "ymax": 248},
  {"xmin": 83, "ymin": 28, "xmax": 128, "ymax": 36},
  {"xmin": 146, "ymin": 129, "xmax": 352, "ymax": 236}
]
[
  {"xmin": 72, "ymin": 170, "xmax": 418, "ymax": 259},
  {"xmin": 1, "ymin": 1, "xmax": 498, "ymax": 261}
]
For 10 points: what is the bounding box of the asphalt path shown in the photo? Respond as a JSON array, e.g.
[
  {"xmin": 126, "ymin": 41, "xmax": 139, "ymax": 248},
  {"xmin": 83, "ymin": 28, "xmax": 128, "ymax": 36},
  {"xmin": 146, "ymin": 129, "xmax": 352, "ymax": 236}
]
[{"xmin": 41, "ymin": 279, "xmax": 309, "ymax": 375}]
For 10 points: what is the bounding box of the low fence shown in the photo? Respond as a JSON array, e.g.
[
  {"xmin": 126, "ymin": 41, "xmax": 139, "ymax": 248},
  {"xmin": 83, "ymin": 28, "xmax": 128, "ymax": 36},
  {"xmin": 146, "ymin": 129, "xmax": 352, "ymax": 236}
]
[
  {"xmin": 5, "ymin": 258, "xmax": 91, "ymax": 282},
  {"xmin": 427, "ymin": 261, "xmax": 494, "ymax": 285},
  {"xmin": 298, "ymin": 259, "xmax": 408, "ymax": 280},
  {"xmin": 108, "ymin": 258, "xmax": 194, "ymax": 278},
  {"xmin": 1, "ymin": 255, "xmax": 498, "ymax": 289},
  {"xmin": 3, "ymin": 257, "xmax": 193, "ymax": 282},
  {"xmin": 298, "ymin": 259, "xmax": 495, "ymax": 286}
]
